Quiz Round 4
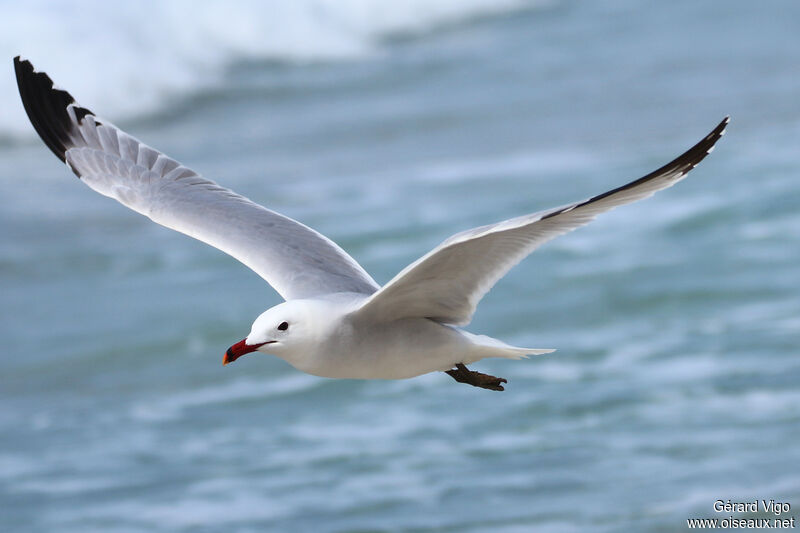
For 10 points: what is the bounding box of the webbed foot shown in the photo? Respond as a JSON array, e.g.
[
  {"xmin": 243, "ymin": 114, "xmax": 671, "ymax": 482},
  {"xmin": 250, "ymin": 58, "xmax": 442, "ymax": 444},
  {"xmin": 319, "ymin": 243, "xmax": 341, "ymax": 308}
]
[{"xmin": 445, "ymin": 363, "xmax": 507, "ymax": 391}]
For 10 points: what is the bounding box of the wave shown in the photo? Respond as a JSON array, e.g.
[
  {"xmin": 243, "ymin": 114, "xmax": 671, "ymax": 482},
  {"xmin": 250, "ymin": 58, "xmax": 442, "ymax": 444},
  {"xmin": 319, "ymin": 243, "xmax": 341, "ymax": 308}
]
[{"xmin": 1, "ymin": 0, "xmax": 541, "ymax": 139}]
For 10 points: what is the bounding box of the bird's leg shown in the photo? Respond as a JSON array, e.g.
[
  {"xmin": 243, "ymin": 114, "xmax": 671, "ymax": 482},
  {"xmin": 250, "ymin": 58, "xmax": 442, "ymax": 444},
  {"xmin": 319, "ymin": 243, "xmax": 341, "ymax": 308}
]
[{"xmin": 445, "ymin": 363, "xmax": 507, "ymax": 391}]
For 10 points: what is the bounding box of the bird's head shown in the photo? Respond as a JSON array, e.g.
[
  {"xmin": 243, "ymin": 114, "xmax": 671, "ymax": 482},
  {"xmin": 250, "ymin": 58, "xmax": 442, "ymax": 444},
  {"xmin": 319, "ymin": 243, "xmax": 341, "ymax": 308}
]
[{"xmin": 223, "ymin": 300, "xmax": 328, "ymax": 365}]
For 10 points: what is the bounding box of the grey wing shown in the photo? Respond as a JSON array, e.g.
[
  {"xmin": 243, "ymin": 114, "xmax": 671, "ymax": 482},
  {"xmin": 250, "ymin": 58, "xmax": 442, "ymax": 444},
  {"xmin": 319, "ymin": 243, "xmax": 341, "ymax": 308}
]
[
  {"xmin": 355, "ymin": 117, "xmax": 729, "ymax": 326},
  {"xmin": 14, "ymin": 57, "xmax": 379, "ymax": 300}
]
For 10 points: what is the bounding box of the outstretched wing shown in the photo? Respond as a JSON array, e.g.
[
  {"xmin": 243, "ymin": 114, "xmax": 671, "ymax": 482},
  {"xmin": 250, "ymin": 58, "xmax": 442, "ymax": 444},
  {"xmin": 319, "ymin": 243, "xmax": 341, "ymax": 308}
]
[
  {"xmin": 354, "ymin": 117, "xmax": 729, "ymax": 326},
  {"xmin": 14, "ymin": 57, "xmax": 379, "ymax": 300}
]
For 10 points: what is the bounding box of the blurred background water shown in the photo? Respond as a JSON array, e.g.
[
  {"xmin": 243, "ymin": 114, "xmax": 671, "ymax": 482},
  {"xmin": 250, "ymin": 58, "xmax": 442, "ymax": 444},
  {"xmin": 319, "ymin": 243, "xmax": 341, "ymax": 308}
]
[{"xmin": 1, "ymin": 1, "xmax": 799, "ymax": 531}]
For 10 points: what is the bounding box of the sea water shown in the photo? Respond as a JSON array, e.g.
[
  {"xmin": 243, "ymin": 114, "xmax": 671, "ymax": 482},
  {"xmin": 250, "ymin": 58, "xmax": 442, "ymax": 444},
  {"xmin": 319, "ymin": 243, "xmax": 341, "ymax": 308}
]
[{"xmin": 1, "ymin": 1, "xmax": 799, "ymax": 531}]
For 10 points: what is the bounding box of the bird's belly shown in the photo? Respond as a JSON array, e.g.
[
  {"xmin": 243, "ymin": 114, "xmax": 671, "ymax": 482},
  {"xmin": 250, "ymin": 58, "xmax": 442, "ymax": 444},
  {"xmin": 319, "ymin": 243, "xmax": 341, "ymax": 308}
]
[{"xmin": 299, "ymin": 319, "xmax": 472, "ymax": 380}]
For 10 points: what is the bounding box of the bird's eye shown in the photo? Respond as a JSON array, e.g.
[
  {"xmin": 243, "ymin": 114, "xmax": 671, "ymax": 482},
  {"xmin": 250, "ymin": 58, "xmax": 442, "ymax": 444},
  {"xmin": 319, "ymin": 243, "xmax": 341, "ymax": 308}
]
[{"xmin": 277, "ymin": 321, "xmax": 289, "ymax": 331}]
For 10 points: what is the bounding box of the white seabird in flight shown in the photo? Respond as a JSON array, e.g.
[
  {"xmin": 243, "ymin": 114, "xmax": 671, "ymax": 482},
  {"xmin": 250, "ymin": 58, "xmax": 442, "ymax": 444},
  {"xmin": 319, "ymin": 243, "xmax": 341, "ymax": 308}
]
[{"xmin": 14, "ymin": 57, "xmax": 728, "ymax": 391}]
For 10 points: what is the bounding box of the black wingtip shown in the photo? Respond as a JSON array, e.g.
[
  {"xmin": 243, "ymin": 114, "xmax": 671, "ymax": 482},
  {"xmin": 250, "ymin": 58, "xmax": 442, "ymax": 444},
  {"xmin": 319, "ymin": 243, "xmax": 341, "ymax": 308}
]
[
  {"xmin": 540, "ymin": 116, "xmax": 730, "ymax": 220},
  {"xmin": 709, "ymin": 115, "xmax": 730, "ymax": 141},
  {"xmin": 599, "ymin": 116, "xmax": 729, "ymax": 194},
  {"xmin": 14, "ymin": 56, "xmax": 96, "ymax": 170}
]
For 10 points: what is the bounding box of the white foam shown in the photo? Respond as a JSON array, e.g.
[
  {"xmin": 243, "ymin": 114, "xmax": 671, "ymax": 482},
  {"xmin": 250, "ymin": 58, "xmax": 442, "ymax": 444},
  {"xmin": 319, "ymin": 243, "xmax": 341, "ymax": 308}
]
[
  {"xmin": 414, "ymin": 149, "xmax": 600, "ymax": 183},
  {"xmin": 130, "ymin": 373, "xmax": 319, "ymax": 421},
  {"xmin": 2, "ymin": 0, "xmax": 541, "ymax": 139}
]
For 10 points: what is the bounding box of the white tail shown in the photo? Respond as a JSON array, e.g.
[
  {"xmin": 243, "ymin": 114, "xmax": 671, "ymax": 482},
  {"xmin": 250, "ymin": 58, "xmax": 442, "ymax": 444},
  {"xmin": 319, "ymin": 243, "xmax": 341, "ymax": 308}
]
[{"xmin": 462, "ymin": 331, "xmax": 556, "ymax": 361}]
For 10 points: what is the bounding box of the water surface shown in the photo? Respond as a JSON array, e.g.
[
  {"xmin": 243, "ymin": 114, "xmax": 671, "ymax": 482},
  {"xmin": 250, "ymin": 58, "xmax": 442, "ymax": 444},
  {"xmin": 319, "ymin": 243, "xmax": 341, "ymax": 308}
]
[{"xmin": 1, "ymin": 1, "xmax": 799, "ymax": 531}]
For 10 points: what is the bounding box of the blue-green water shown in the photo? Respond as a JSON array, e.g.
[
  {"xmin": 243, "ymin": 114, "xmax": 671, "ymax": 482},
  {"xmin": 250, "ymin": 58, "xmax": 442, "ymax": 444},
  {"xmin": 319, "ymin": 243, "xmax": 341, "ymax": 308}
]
[{"xmin": 1, "ymin": 1, "xmax": 799, "ymax": 531}]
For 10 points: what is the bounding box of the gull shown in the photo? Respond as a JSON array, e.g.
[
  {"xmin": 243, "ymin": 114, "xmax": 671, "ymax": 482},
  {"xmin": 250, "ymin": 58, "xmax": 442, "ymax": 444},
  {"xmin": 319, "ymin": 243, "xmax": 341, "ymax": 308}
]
[{"xmin": 14, "ymin": 57, "xmax": 728, "ymax": 391}]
